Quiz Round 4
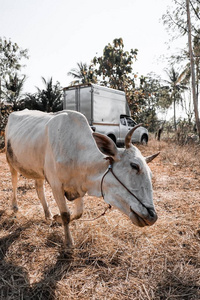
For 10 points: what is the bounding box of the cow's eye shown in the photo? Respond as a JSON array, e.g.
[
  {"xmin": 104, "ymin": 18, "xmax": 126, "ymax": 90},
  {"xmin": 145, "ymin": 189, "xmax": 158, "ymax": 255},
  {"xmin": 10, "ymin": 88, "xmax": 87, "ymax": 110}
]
[{"xmin": 130, "ymin": 163, "xmax": 140, "ymax": 173}]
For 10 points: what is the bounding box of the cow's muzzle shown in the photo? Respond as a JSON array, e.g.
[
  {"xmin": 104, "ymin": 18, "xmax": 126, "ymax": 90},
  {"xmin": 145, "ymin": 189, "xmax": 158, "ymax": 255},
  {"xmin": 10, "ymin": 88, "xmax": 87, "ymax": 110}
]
[{"xmin": 130, "ymin": 206, "xmax": 158, "ymax": 227}]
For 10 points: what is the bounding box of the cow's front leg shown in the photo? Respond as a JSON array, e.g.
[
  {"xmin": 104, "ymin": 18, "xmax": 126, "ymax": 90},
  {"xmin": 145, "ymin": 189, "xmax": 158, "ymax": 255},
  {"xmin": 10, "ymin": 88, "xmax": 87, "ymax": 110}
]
[
  {"xmin": 61, "ymin": 211, "xmax": 73, "ymax": 248},
  {"xmin": 35, "ymin": 179, "xmax": 52, "ymax": 219},
  {"xmin": 8, "ymin": 165, "xmax": 18, "ymax": 212},
  {"xmin": 70, "ymin": 197, "xmax": 84, "ymax": 222},
  {"xmin": 51, "ymin": 186, "xmax": 73, "ymax": 248}
]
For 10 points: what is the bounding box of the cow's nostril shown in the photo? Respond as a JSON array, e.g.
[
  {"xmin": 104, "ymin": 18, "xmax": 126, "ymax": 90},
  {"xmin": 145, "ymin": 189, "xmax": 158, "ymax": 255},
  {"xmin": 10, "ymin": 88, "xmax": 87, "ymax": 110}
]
[{"xmin": 147, "ymin": 208, "xmax": 157, "ymax": 218}]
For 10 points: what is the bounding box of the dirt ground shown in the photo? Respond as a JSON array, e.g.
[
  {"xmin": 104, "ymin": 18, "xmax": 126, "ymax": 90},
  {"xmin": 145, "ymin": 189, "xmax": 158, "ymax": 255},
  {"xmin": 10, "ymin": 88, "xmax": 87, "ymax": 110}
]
[{"xmin": 0, "ymin": 140, "xmax": 199, "ymax": 300}]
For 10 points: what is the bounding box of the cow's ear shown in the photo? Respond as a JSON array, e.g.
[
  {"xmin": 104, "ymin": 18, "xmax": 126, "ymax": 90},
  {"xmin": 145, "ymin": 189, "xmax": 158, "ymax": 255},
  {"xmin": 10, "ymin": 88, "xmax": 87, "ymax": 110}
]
[{"xmin": 93, "ymin": 132, "xmax": 118, "ymax": 158}]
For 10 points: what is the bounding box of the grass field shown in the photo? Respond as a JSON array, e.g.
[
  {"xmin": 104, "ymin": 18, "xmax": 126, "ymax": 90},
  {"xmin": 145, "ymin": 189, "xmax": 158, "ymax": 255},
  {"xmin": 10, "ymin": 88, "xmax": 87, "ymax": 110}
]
[{"xmin": 0, "ymin": 139, "xmax": 199, "ymax": 299}]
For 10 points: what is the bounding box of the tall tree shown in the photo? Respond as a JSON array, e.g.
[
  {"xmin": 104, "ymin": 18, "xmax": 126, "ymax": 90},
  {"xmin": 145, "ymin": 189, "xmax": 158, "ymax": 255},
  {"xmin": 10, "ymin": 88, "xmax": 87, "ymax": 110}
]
[
  {"xmin": 0, "ymin": 37, "xmax": 28, "ymax": 102},
  {"xmin": 164, "ymin": 67, "xmax": 188, "ymax": 130},
  {"xmin": 186, "ymin": 0, "xmax": 200, "ymax": 137},
  {"xmin": 193, "ymin": 30, "xmax": 200, "ymax": 102},
  {"xmin": 162, "ymin": 0, "xmax": 200, "ymax": 136},
  {"xmin": 92, "ymin": 38, "xmax": 138, "ymax": 90}
]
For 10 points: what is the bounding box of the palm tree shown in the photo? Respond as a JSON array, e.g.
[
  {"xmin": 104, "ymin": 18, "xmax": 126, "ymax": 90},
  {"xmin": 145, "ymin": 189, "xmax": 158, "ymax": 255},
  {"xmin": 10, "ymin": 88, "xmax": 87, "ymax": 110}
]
[
  {"xmin": 36, "ymin": 77, "xmax": 63, "ymax": 112},
  {"xmin": 20, "ymin": 93, "xmax": 40, "ymax": 110},
  {"xmin": 164, "ymin": 67, "xmax": 188, "ymax": 130},
  {"xmin": 68, "ymin": 62, "xmax": 97, "ymax": 85}
]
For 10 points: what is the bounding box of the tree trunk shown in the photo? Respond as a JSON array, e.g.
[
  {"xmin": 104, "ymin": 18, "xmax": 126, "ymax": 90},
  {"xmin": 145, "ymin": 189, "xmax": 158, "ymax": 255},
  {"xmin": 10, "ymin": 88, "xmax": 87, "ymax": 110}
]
[
  {"xmin": 173, "ymin": 95, "xmax": 176, "ymax": 131},
  {"xmin": 0, "ymin": 78, "xmax": 1, "ymax": 101},
  {"xmin": 156, "ymin": 121, "xmax": 165, "ymax": 141},
  {"xmin": 196, "ymin": 59, "xmax": 199, "ymax": 108},
  {"xmin": 186, "ymin": 0, "xmax": 200, "ymax": 138}
]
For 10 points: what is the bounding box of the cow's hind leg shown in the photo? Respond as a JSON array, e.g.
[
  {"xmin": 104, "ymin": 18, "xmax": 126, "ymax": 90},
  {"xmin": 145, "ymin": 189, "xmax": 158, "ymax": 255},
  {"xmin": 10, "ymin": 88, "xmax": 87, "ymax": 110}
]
[
  {"xmin": 10, "ymin": 165, "xmax": 18, "ymax": 211},
  {"xmin": 35, "ymin": 179, "xmax": 52, "ymax": 219}
]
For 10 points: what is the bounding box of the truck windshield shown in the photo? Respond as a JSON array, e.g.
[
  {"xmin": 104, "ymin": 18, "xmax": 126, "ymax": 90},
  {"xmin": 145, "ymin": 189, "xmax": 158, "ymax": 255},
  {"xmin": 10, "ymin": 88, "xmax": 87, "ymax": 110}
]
[
  {"xmin": 120, "ymin": 116, "xmax": 137, "ymax": 127},
  {"xmin": 126, "ymin": 117, "xmax": 137, "ymax": 127}
]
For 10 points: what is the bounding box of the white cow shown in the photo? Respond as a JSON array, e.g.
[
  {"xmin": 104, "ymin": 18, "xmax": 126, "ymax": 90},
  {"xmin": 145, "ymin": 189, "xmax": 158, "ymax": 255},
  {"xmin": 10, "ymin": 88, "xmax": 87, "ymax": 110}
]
[{"xmin": 5, "ymin": 109, "xmax": 159, "ymax": 248}]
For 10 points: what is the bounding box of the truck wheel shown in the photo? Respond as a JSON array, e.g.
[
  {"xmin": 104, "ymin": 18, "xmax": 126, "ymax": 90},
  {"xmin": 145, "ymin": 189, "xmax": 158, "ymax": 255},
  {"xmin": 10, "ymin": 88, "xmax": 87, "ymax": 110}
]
[{"xmin": 141, "ymin": 135, "xmax": 148, "ymax": 145}]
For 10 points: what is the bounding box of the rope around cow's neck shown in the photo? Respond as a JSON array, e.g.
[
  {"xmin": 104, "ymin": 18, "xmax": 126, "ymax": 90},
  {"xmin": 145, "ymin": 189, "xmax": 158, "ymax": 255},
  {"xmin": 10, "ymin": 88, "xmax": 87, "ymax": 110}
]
[
  {"xmin": 82, "ymin": 204, "xmax": 111, "ymax": 222},
  {"xmin": 82, "ymin": 158, "xmax": 112, "ymax": 222}
]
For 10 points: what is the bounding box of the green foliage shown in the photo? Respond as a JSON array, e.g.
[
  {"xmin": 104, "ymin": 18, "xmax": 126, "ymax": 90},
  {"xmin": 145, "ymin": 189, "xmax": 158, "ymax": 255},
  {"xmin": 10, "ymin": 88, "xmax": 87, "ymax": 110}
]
[
  {"xmin": 19, "ymin": 93, "xmax": 39, "ymax": 110},
  {"xmin": 35, "ymin": 77, "xmax": 63, "ymax": 112},
  {"xmin": 92, "ymin": 38, "xmax": 138, "ymax": 90},
  {"xmin": 0, "ymin": 37, "xmax": 28, "ymax": 78},
  {"xmin": 3, "ymin": 73, "xmax": 26, "ymax": 110},
  {"xmin": 132, "ymin": 75, "xmax": 171, "ymax": 131},
  {"xmin": 0, "ymin": 37, "xmax": 28, "ymax": 106},
  {"xmin": 68, "ymin": 62, "xmax": 97, "ymax": 85},
  {"xmin": 18, "ymin": 77, "xmax": 63, "ymax": 112}
]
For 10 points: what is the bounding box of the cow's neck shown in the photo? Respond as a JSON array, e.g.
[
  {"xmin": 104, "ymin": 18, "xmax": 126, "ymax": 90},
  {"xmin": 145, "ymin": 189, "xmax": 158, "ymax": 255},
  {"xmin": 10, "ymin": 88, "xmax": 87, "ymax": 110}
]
[{"xmin": 85, "ymin": 155, "xmax": 109, "ymax": 198}]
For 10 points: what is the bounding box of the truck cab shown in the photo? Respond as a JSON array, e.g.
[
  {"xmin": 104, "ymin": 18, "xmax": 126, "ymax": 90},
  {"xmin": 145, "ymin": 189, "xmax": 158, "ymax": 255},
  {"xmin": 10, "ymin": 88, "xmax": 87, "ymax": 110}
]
[{"xmin": 119, "ymin": 115, "xmax": 148, "ymax": 145}]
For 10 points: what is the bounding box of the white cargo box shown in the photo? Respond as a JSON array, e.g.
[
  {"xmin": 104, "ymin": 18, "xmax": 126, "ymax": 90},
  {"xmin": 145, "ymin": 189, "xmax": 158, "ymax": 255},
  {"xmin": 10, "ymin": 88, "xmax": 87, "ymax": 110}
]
[{"xmin": 63, "ymin": 84, "xmax": 130, "ymax": 126}]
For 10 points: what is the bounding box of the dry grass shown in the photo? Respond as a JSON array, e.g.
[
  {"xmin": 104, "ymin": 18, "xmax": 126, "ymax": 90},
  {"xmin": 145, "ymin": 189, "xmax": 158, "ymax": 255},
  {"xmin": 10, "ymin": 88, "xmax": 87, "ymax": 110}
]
[{"xmin": 0, "ymin": 139, "xmax": 199, "ymax": 299}]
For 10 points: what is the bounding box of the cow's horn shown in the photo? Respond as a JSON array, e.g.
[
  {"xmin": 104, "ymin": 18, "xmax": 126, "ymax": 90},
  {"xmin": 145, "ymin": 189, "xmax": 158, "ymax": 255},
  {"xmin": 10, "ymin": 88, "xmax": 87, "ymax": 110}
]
[
  {"xmin": 145, "ymin": 152, "xmax": 160, "ymax": 163},
  {"xmin": 125, "ymin": 123, "xmax": 142, "ymax": 149}
]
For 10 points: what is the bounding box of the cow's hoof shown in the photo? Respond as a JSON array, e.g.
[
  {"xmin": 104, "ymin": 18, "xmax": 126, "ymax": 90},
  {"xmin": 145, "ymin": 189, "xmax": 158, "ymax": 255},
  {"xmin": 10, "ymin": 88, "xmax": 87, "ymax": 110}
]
[
  {"xmin": 45, "ymin": 212, "xmax": 53, "ymax": 220},
  {"xmin": 53, "ymin": 214, "xmax": 62, "ymax": 225},
  {"xmin": 64, "ymin": 245, "xmax": 74, "ymax": 255},
  {"xmin": 12, "ymin": 205, "xmax": 18, "ymax": 212},
  {"xmin": 64, "ymin": 237, "xmax": 74, "ymax": 252},
  {"xmin": 49, "ymin": 214, "xmax": 62, "ymax": 227},
  {"xmin": 60, "ymin": 247, "xmax": 73, "ymax": 257}
]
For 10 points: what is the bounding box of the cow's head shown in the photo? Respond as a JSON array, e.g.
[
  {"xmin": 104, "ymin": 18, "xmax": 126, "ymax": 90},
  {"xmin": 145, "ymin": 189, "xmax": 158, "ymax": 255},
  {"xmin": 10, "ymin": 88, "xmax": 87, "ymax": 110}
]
[{"xmin": 93, "ymin": 125, "xmax": 159, "ymax": 227}]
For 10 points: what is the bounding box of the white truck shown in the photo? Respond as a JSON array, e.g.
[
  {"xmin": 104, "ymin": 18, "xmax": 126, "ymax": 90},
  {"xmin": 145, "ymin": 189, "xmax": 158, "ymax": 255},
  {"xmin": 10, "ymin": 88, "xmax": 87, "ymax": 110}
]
[{"xmin": 63, "ymin": 84, "xmax": 148, "ymax": 146}]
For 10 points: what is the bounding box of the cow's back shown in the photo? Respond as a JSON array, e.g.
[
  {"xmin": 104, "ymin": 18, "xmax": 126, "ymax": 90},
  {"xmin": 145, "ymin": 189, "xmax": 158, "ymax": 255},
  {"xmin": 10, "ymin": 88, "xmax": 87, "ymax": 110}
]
[{"xmin": 5, "ymin": 109, "xmax": 100, "ymax": 181}]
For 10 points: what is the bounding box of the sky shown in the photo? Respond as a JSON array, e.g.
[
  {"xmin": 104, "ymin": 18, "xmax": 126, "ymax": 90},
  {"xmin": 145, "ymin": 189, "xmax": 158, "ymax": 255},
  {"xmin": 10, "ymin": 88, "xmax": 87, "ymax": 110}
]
[{"xmin": 0, "ymin": 0, "xmax": 186, "ymax": 97}]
